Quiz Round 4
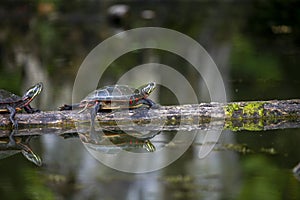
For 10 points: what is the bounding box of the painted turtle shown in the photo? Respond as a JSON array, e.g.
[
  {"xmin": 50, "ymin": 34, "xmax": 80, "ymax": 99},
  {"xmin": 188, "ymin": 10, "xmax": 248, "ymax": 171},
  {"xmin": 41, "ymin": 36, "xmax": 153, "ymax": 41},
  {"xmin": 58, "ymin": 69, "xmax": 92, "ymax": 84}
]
[
  {"xmin": 79, "ymin": 129, "xmax": 156, "ymax": 153},
  {"xmin": 60, "ymin": 82, "xmax": 158, "ymax": 125},
  {"xmin": 0, "ymin": 130, "xmax": 42, "ymax": 166},
  {"xmin": 0, "ymin": 82, "xmax": 43, "ymax": 128}
]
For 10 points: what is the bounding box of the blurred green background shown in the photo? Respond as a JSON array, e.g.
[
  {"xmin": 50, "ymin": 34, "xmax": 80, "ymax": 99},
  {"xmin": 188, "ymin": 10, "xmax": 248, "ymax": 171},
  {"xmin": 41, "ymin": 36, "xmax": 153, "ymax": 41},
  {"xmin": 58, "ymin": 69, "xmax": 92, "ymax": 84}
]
[{"xmin": 0, "ymin": 1, "xmax": 299, "ymax": 200}]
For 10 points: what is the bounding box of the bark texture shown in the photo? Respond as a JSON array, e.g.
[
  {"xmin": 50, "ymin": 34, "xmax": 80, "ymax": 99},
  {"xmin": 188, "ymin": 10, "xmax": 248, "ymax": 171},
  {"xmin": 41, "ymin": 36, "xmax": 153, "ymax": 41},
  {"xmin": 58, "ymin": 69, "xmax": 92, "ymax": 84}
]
[{"xmin": 0, "ymin": 99, "xmax": 299, "ymax": 135}]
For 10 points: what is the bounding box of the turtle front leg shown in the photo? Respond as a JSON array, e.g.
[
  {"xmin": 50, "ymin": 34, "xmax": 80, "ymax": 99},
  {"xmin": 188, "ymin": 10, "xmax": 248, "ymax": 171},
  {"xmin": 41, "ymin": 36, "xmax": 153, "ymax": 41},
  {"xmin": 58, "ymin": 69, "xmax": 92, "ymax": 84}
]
[
  {"xmin": 6, "ymin": 105, "xmax": 18, "ymax": 129},
  {"xmin": 24, "ymin": 105, "xmax": 40, "ymax": 113},
  {"xmin": 90, "ymin": 101, "xmax": 102, "ymax": 128},
  {"xmin": 8, "ymin": 130, "xmax": 17, "ymax": 147},
  {"xmin": 89, "ymin": 101, "xmax": 102, "ymax": 141},
  {"xmin": 137, "ymin": 98, "xmax": 160, "ymax": 109}
]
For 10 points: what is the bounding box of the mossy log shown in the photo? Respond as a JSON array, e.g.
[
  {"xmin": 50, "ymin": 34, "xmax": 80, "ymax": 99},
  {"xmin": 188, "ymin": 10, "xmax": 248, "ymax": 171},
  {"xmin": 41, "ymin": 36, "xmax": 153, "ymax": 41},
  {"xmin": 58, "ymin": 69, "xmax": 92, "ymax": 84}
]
[{"xmin": 0, "ymin": 99, "xmax": 300, "ymax": 134}]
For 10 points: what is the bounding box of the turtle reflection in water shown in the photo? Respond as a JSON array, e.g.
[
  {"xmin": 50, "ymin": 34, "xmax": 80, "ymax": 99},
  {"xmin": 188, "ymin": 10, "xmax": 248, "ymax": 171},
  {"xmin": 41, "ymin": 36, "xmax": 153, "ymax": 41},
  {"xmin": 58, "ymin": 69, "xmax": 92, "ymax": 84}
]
[
  {"xmin": 0, "ymin": 130, "xmax": 42, "ymax": 166},
  {"xmin": 59, "ymin": 82, "xmax": 158, "ymax": 128},
  {"xmin": 79, "ymin": 129, "xmax": 157, "ymax": 153},
  {"xmin": 0, "ymin": 82, "xmax": 43, "ymax": 130}
]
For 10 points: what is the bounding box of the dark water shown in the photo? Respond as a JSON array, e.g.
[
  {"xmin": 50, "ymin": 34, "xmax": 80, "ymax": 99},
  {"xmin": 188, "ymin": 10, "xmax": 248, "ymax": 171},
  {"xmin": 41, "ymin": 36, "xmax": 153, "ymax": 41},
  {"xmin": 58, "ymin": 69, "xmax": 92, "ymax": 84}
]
[
  {"xmin": 0, "ymin": 1, "xmax": 300, "ymax": 200},
  {"xmin": 0, "ymin": 128, "xmax": 299, "ymax": 200}
]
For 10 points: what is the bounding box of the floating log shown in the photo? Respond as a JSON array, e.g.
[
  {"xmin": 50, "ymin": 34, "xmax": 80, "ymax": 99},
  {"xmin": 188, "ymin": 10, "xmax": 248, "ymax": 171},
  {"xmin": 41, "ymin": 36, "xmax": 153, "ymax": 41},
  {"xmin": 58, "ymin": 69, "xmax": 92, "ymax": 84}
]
[{"xmin": 0, "ymin": 99, "xmax": 300, "ymax": 135}]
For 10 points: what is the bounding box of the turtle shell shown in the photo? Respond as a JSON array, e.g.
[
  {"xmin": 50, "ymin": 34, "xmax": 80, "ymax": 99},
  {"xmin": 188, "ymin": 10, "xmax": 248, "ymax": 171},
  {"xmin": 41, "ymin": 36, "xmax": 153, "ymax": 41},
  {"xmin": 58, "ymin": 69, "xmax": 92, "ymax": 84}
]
[
  {"xmin": 0, "ymin": 89, "xmax": 22, "ymax": 111},
  {"xmin": 81, "ymin": 85, "xmax": 141, "ymax": 109},
  {"xmin": 84, "ymin": 85, "xmax": 139, "ymax": 101}
]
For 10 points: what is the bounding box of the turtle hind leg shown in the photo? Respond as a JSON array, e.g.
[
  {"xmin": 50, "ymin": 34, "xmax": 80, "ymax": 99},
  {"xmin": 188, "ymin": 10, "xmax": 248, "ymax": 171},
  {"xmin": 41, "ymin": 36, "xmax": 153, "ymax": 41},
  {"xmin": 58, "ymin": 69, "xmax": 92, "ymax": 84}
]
[
  {"xmin": 59, "ymin": 104, "xmax": 72, "ymax": 111},
  {"xmin": 59, "ymin": 103, "xmax": 81, "ymax": 111},
  {"xmin": 6, "ymin": 105, "xmax": 18, "ymax": 129}
]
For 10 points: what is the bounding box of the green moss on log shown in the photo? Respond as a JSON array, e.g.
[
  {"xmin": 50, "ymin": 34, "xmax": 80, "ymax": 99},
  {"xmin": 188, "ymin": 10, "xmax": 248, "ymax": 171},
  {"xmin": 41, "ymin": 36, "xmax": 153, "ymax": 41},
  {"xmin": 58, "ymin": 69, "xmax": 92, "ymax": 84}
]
[
  {"xmin": 224, "ymin": 101, "xmax": 265, "ymax": 119},
  {"xmin": 224, "ymin": 119, "xmax": 264, "ymax": 131},
  {"xmin": 224, "ymin": 101, "xmax": 265, "ymax": 131},
  {"xmin": 243, "ymin": 102, "xmax": 264, "ymax": 117}
]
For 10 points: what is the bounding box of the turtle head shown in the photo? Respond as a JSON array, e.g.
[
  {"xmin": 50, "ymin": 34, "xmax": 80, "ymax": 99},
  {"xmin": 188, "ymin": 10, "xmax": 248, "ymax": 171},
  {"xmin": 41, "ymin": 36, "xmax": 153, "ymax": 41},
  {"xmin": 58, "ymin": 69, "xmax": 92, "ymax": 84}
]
[
  {"xmin": 22, "ymin": 82, "xmax": 43, "ymax": 103},
  {"xmin": 139, "ymin": 82, "xmax": 156, "ymax": 97},
  {"xmin": 21, "ymin": 148, "xmax": 42, "ymax": 166}
]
